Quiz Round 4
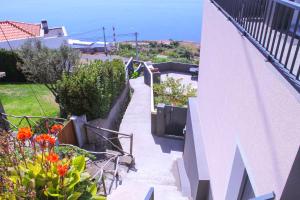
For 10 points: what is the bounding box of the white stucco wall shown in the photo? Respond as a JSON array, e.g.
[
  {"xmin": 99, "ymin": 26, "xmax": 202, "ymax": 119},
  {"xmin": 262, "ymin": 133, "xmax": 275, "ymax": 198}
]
[
  {"xmin": 197, "ymin": 0, "xmax": 300, "ymax": 199},
  {"xmin": 0, "ymin": 36, "xmax": 67, "ymax": 50}
]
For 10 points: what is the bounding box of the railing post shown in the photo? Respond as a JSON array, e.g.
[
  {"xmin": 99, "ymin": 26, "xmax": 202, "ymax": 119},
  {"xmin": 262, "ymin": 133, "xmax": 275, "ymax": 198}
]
[
  {"xmin": 130, "ymin": 133, "xmax": 133, "ymax": 155},
  {"xmin": 102, "ymin": 175, "xmax": 107, "ymax": 196},
  {"xmin": 25, "ymin": 116, "xmax": 32, "ymax": 128},
  {"xmin": 144, "ymin": 187, "xmax": 154, "ymax": 200}
]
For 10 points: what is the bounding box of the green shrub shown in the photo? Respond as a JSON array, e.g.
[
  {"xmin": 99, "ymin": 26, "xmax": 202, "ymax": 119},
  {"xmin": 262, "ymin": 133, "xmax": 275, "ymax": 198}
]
[
  {"xmin": 131, "ymin": 71, "xmax": 139, "ymax": 79},
  {"xmin": 153, "ymin": 77, "xmax": 197, "ymax": 107},
  {"xmin": 56, "ymin": 59, "xmax": 125, "ymax": 120},
  {"xmin": 0, "ymin": 49, "xmax": 26, "ymax": 82}
]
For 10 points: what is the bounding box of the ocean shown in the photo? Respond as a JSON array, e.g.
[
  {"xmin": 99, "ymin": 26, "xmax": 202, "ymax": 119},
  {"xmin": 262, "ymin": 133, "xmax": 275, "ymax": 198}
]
[{"xmin": 0, "ymin": 0, "xmax": 203, "ymax": 43}]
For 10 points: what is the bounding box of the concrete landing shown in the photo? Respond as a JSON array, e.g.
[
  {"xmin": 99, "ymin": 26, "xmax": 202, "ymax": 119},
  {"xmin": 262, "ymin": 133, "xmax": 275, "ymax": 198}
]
[{"xmin": 108, "ymin": 77, "xmax": 187, "ymax": 200}]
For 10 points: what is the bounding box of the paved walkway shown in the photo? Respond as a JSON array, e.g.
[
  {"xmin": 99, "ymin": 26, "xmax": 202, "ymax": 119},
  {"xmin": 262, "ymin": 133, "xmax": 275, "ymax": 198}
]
[{"xmin": 108, "ymin": 77, "xmax": 187, "ymax": 200}]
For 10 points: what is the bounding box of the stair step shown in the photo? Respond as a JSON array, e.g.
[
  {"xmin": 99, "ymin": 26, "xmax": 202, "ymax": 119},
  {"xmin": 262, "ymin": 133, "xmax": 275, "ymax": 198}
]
[{"xmin": 108, "ymin": 181, "xmax": 189, "ymax": 200}]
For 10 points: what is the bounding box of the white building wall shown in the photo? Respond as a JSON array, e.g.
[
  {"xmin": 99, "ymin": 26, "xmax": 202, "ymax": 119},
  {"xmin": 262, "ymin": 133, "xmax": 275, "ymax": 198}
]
[
  {"xmin": 0, "ymin": 36, "xmax": 67, "ymax": 50},
  {"xmin": 196, "ymin": 0, "xmax": 300, "ymax": 199}
]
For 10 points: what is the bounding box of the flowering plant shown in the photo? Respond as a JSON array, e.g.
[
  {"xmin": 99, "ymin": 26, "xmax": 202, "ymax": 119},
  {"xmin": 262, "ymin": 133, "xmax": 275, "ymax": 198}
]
[{"xmin": 0, "ymin": 125, "xmax": 105, "ymax": 200}]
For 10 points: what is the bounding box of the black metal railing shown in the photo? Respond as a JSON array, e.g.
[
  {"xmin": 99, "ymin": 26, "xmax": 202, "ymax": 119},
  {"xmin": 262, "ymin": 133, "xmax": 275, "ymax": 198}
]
[
  {"xmin": 211, "ymin": 0, "xmax": 300, "ymax": 91},
  {"xmin": 144, "ymin": 187, "xmax": 154, "ymax": 200}
]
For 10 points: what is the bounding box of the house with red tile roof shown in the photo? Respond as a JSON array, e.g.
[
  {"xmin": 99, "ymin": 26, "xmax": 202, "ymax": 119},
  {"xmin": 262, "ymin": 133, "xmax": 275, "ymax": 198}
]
[{"xmin": 0, "ymin": 20, "xmax": 67, "ymax": 49}]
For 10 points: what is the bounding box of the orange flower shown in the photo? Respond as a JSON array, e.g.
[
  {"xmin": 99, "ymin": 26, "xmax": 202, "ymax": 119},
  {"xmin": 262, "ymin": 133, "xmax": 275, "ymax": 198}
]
[
  {"xmin": 35, "ymin": 134, "xmax": 56, "ymax": 149},
  {"xmin": 48, "ymin": 137, "xmax": 56, "ymax": 146},
  {"xmin": 57, "ymin": 164, "xmax": 68, "ymax": 177},
  {"xmin": 46, "ymin": 153, "xmax": 59, "ymax": 163},
  {"xmin": 17, "ymin": 127, "xmax": 32, "ymax": 141},
  {"xmin": 50, "ymin": 124, "xmax": 63, "ymax": 135}
]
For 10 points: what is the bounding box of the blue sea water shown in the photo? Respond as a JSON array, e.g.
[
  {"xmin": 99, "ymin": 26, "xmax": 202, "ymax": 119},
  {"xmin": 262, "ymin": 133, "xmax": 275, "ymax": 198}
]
[{"xmin": 0, "ymin": 0, "xmax": 203, "ymax": 43}]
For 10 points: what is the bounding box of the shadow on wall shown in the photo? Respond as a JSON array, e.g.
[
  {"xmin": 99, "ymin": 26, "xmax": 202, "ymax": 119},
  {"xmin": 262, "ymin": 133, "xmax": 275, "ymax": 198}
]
[
  {"xmin": 152, "ymin": 134, "xmax": 184, "ymax": 153},
  {"xmin": 280, "ymin": 148, "xmax": 300, "ymax": 199},
  {"xmin": 242, "ymin": 39, "xmax": 284, "ymax": 185}
]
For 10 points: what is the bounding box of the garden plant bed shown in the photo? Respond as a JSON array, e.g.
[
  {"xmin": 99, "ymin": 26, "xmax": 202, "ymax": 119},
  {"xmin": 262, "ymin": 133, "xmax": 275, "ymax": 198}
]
[{"xmin": 143, "ymin": 61, "xmax": 198, "ymax": 138}]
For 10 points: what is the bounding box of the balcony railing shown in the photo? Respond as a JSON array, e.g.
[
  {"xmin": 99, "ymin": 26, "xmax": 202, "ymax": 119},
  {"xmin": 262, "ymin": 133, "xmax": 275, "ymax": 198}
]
[{"xmin": 211, "ymin": 0, "xmax": 300, "ymax": 91}]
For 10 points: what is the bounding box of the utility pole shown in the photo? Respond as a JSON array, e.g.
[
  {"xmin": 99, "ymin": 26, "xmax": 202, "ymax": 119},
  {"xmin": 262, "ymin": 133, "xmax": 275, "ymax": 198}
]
[
  {"xmin": 113, "ymin": 26, "xmax": 116, "ymax": 46},
  {"xmin": 102, "ymin": 27, "xmax": 107, "ymax": 56},
  {"xmin": 135, "ymin": 32, "xmax": 139, "ymax": 61},
  {"xmin": 113, "ymin": 26, "xmax": 118, "ymax": 51}
]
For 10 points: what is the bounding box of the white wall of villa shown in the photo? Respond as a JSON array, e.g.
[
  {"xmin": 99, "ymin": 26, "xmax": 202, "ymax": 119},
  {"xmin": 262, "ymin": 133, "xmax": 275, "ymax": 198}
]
[
  {"xmin": 0, "ymin": 36, "xmax": 68, "ymax": 50},
  {"xmin": 188, "ymin": 0, "xmax": 300, "ymax": 199}
]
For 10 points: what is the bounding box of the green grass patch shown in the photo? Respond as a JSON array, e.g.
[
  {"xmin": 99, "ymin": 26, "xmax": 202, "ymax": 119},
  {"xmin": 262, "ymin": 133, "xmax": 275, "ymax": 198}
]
[{"xmin": 0, "ymin": 83, "xmax": 59, "ymax": 125}]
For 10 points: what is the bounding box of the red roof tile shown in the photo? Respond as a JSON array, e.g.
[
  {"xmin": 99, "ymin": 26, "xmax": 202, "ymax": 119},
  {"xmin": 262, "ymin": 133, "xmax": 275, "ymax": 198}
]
[{"xmin": 0, "ymin": 21, "xmax": 41, "ymax": 41}]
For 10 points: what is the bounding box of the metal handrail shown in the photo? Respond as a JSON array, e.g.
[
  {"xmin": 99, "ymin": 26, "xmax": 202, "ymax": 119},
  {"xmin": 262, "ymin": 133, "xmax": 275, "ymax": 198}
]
[
  {"xmin": 84, "ymin": 124, "xmax": 134, "ymax": 168},
  {"xmin": 0, "ymin": 113, "xmax": 66, "ymax": 120},
  {"xmin": 59, "ymin": 143, "xmax": 119, "ymax": 157},
  {"xmin": 85, "ymin": 123, "xmax": 132, "ymax": 137},
  {"xmin": 143, "ymin": 62, "xmax": 156, "ymax": 113},
  {"xmin": 211, "ymin": 0, "xmax": 300, "ymax": 92},
  {"xmin": 59, "ymin": 143, "xmax": 121, "ymax": 196},
  {"xmin": 275, "ymin": 0, "xmax": 300, "ymax": 10},
  {"xmin": 144, "ymin": 187, "xmax": 154, "ymax": 200},
  {"xmin": 0, "ymin": 113, "xmax": 66, "ymax": 130}
]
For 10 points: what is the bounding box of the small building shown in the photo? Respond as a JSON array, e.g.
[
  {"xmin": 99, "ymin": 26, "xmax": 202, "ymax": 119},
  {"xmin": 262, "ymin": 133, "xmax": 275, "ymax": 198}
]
[
  {"xmin": 68, "ymin": 39, "xmax": 113, "ymax": 53},
  {"xmin": 0, "ymin": 20, "xmax": 68, "ymax": 49},
  {"xmin": 0, "ymin": 72, "xmax": 5, "ymax": 78}
]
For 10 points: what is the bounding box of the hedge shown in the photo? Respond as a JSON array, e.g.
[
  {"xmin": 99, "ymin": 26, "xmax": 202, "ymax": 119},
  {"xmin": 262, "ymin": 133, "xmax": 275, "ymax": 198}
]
[
  {"xmin": 56, "ymin": 59, "xmax": 126, "ymax": 120},
  {"xmin": 0, "ymin": 49, "xmax": 26, "ymax": 82}
]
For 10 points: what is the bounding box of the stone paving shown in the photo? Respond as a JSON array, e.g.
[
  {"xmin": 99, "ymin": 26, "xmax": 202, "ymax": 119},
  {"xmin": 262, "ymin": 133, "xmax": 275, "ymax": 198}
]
[{"xmin": 108, "ymin": 77, "xmax": 188, "ymax": 200}]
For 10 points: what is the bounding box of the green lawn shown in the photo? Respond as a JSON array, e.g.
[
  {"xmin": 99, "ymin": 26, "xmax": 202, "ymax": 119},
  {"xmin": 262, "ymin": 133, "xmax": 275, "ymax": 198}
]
[{"xmin": 0, "ymin": 84, "xmax": 59, "ymax": 124}]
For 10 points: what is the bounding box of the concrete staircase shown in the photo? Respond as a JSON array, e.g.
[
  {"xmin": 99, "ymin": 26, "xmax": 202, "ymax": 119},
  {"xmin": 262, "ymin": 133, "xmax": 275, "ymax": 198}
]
[
  {"xmin": 108, "ymin": 181, "xmax": 188, "ymax": 200},
  {"xmin": 108, "ymin": 168, "xmax": 189, "ymax": 200},
  {"xmin": 107, "ymin": 156, "xmax": 189, "ymax": 200}
]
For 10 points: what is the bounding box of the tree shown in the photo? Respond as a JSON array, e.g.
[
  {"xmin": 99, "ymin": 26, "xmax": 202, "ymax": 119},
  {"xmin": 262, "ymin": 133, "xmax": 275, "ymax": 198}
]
[
  {"xmin": 170, "ymin": 40, "xmax": 180, "ymax": 48},
  {"xmin": 0, "ymin": 49, "xmax": 26, "ymax": 82},
  {"xmin": 17, "ymin": 40, "xmax": 80, "ymax": 116},
  {"xmin": 176, "ymin": 46, "xmax": 193, "ymax": 60}
]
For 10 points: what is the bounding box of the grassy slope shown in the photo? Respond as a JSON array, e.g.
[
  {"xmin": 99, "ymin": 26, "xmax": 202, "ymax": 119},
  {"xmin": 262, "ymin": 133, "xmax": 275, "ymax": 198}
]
[
  {"xmin": 0, "ymin": 84, "xmax": 59, "ymax": 119},
  {"xmin": 114, "ymin": 40, "xmax": 200, "ymax": 64}
]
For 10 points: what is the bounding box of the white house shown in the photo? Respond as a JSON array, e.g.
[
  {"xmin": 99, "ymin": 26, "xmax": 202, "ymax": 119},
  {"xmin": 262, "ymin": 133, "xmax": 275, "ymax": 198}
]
[
  {"xmin": 0, "ymin": 20, "xmax": 68, "ymax": 49},
  {"xmin": 67, "ymin": 39, "xmax": 113, "ymax": 53}
]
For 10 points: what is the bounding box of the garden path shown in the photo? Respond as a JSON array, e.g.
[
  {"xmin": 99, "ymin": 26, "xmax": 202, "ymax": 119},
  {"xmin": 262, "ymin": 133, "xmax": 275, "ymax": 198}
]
[{"xmin": 108, "ymin": 77, "xmax": 188, "ymax": 200}]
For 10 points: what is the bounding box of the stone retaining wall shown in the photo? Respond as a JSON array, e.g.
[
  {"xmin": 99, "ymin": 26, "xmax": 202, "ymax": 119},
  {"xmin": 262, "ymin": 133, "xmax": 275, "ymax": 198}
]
[
  {"xmin": 152, "ymin": 62, "xmax": 198, "ymax": 74},
  {"xmin": 72, "ymin": 82, "xmax": 131, "ymax": 148}
]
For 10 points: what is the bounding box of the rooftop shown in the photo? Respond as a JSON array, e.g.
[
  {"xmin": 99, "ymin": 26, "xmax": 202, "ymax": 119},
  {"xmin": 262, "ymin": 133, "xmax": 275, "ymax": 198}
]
[
  {"xmin": 44, "ymin": 27, "xmax": 65, "ymax": 38},
  {"xmin": 0, "ymin": 21, "xmax": 40, "ymax": 41}
]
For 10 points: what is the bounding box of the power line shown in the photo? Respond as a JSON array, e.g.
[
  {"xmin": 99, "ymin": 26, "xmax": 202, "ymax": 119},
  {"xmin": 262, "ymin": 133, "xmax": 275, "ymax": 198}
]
[
  {"xmin": 112, "ymin": 27, "xmax": 116, "ymax": 43},
  {"xmin": 67, "ymin": 28, "xmax": 100, "ymax": 37},
  {"xmin": 29, "ymin": 84, "xmax": 47, "ymax": 116},
  {"xmin": 69, "ymin": 30, "xmax": 137, "ymax": 41},
  {"xmin": 135, "ymin": 32, "xmax": 139, "ymax": 60},
  {"xmin": 102, "ymin": 27, "xmax": 107, "ymax": 56}
]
